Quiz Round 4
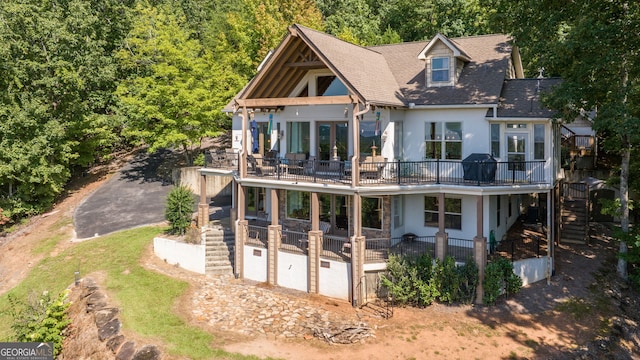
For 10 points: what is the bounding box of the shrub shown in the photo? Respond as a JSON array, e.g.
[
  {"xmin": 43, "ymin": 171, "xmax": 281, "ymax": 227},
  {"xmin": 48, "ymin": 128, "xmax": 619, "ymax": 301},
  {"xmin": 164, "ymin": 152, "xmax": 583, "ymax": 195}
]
[
  {"xmin": 483, "ymin": 257, "xmax": 522, "ymax": 305},
  {"xmin": 381, "ymin": 254, "xmax": 439, "ymax": 307},
  {"xmin": 8, "ymin": 290, "xmax": 71, "ymax": 356},
  {"xmin": 434, "ymin": 256, "xmax": 479, "ymax": 304},
  {"xmin": 165, "ymin": 185, "xmax": 195, "ymax": 235}
]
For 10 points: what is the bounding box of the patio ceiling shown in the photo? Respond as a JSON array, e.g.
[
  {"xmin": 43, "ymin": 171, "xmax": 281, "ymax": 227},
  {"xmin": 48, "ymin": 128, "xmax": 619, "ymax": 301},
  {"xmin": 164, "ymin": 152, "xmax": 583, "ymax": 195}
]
[{"xmin": 235, "ymin": 27, "xmax": 360, "ymax": 109}]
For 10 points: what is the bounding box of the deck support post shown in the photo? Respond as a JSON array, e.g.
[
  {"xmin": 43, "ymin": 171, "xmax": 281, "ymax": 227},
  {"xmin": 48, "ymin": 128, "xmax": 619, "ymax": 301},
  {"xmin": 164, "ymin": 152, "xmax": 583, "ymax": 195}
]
[
  {"xmin": 197, "ymin": 173, "xmax": 209, "ymax": 229},
  {"xmin": 235, "ymin": 219, "xmax": 247, "ymax": 279},
  {"xmin": 351, "ymin": 235, "xmax": 365, "ymax": 307},
  {"xmin": 267, "ymin": 224, "xmax": 280, "ymax": 285},
  {"xmin": 307, "ymin": 230, "xmax": 322, "ymax": 294},
  {"xmin": 436, "ymin": 193, "xmax": 448, "ymax": 261},
  {"xmin": 473, "ymin": 195, "xmax": 486, "ymax": 304}
]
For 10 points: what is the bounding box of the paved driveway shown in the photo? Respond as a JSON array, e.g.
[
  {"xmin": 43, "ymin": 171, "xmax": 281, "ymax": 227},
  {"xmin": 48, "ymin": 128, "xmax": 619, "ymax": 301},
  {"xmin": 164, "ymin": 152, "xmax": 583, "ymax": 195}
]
[{"xmin": 74, "ymin": 150, "xmax": 174, "ymax": 239}]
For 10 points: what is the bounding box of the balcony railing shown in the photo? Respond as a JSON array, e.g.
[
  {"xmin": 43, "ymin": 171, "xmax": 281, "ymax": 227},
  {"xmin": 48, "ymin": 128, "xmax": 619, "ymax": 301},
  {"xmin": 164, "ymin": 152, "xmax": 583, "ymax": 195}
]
[
  {"xmin": 243, "ymin": 227, "xmax": 477, "ymax": 264},
  {"xmin": 232, "ymin": 156, "xmax": 547, "ymax": 187}
]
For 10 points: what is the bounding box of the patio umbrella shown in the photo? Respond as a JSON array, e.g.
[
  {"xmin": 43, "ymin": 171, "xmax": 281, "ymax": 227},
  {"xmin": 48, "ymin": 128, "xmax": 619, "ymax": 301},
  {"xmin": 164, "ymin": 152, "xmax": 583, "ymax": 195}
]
[{"xmin": 250, "ymin": 119, "xmax": 259, "ymax": 153}]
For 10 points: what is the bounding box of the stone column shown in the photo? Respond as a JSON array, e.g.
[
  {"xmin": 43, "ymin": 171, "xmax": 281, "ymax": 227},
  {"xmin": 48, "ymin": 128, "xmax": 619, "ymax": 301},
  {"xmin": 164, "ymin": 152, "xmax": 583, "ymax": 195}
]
[
  {"xmin": 307, "ymin": 230, "xmax": 322, "ymax": 294},
  {"xmin": 236, "ymin": 220, "xmax": 247, "ymax": 279},
  {"xmin": 435, "ymin": 231, "xmax": 448, "ymax": 261},
  {"xmin": 267, "ymin": 224, "xmax": 281, "ymax": 285},
  {"xmin": 473, "ymin": 195, "xmax": 486, "ymax": 304},
  {"xmin": 197, "ymin": 173, "xmax": 209, "ymax": 229},
  {"xmin": 350, "ymin": 235, "xmax": 365, "ymax": 307}
]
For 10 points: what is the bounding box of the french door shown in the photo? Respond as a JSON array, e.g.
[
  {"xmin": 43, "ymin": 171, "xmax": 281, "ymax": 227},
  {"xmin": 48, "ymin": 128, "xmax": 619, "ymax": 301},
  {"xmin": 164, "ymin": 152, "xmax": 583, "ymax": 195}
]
[{"xmin": 317, "ymin": 122, "xmax": 348, "ymax": 161}]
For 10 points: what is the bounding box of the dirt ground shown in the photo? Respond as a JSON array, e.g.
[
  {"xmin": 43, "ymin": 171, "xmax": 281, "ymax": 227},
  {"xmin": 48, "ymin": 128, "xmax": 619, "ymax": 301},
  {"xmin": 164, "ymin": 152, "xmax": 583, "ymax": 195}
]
[{"xmin": 0, "ymin": 159, "xmax": 636, "ymax": 360}]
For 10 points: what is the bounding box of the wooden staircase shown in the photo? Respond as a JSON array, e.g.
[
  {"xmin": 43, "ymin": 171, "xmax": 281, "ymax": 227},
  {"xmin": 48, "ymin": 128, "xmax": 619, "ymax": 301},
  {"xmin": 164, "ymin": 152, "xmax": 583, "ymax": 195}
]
[
  {"xmin": 205, "ymin": 228, "xmax": 235, "ymax": 275},
  {"xmin": 560, "ymin": 182, "xmax": 590, "ymax": 244}
]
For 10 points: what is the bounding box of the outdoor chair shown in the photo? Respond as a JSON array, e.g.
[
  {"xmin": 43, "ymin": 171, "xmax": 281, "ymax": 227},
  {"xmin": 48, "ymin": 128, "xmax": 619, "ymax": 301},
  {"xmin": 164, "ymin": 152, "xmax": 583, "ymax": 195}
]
[{"xmin": 249, "ymin": 154, "xmax": 276, "ymax": 176}]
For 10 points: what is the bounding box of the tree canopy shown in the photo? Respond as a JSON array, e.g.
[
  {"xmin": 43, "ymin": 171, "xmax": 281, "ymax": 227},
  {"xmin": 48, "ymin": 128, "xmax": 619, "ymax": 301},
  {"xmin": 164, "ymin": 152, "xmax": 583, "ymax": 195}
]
[{"xmin": 490, "ymin": 0, "xmax": 640, "ymax": 279}]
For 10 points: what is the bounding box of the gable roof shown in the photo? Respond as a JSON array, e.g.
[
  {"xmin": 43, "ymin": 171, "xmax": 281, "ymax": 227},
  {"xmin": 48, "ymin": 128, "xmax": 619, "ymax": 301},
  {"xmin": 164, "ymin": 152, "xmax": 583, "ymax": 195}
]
[
  {"xmin": 417, "ymin": 33, "xmax": 471, "ymax": 61},
  {"xmin": 235, "ymin": 25, "xmax": 517, "ymax": 108},
  {"xmin": 494, "ymin": 78, "xmax": 562, "ymax": 118}
]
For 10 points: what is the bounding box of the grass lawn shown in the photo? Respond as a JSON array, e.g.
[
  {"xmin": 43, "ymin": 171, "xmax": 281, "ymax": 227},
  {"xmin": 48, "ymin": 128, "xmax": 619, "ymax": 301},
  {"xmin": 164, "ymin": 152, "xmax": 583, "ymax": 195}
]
[{"xmin": 0, "ymin": 226, "xmax": 265, "ymax": 360}]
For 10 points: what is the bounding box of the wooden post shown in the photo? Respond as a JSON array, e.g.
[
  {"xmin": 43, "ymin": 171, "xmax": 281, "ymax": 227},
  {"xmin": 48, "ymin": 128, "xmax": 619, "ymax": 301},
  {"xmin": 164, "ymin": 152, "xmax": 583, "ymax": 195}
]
[
  {"xmin": 474, "ymin": 195, "xmax": 487, "ymax": 304},
  {"xmin": 435, "ymin": 192, "xmax": 447, "ymax": 261},
  {"xmin": 351, "ymin": 102, "xmax": 360, "ymax": 187}
]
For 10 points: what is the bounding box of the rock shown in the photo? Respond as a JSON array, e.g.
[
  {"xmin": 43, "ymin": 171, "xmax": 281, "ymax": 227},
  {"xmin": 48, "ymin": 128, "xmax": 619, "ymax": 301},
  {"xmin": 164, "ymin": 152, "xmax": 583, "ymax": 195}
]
[
  {"xmin": 86, "ymin": 291, "xmax": 108, "ymax": 312},
  {"xmin": 132, "ymin": 345, "xmax": 161, "ymax": 360},
  {"xmin": 95, "ymin": 308, "xmax": 120, "ymax": 328},
  {"xmin": 98, "ymin": 318, "xmax": 121, "ymax": 341},
  {"xmin": 116, "ymin": 341, "xmax": 136, "ymax": 360},
  {"xmin": 107, "ymin": 334, "xmax": 125, "ymax": 354}
]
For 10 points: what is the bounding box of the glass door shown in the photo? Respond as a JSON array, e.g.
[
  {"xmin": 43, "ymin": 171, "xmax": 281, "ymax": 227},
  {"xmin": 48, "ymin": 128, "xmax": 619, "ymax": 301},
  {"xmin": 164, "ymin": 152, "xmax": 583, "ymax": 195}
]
[
  {"xmin": 317, "ymin": 122, "xmax": 348, "ymax": 161},
  {"xmin": 506, "ymin": 133, "xmax": 526, "ymax": 171},
  {"xmin": 319, "ymin": 194, "xmax": 349, "ymax": 235}
]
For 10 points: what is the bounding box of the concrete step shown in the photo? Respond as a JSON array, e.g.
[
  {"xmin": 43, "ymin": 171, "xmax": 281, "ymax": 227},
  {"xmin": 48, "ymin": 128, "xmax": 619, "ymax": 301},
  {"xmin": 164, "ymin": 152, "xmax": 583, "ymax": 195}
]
[{"xmin": 206, "ymin": 265, "xmax": 234, "ymax": 275}]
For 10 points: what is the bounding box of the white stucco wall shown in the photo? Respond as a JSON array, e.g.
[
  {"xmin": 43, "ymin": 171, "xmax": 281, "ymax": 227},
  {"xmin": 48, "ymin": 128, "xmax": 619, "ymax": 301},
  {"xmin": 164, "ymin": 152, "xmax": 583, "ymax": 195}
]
[
  {"xmin": 153, "ymin": 237, "xmax": 205, "ymax": 274},
  {"xmin": 318, "ymin": 259, "xmax": 351, "ymax": 300},
  {"xmin": 513, "ymin": 257, "xmax": 551, "ymax": 287},
  {"xmin": 403, "ymin": 193, "xmax": 479, "ymax": 240},
  {"xmin": 244, "ymin": 246, "xmax": 268, "ymax": 282},
  {"xmin": 277, "ymin": 251, "xmax": 308, "ymax": 292}
]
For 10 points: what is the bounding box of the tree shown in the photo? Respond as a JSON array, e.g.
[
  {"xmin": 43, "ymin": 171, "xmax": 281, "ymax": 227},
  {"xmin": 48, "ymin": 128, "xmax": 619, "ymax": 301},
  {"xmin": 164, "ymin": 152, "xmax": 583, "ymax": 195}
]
[
  {"xmin": 490, "ymin": 0, "xmax": 640, "ymax": 279},
  {"xmin": 375, "ymin": 0, "xmax": 494, "ymax": 42},
  {"xmin": 0, "ymin": 0, "xmax": 134, "ymax": 221},
  {"xmin": 116, "ymin": 3, "xmax": 237, "ymax": 165}
]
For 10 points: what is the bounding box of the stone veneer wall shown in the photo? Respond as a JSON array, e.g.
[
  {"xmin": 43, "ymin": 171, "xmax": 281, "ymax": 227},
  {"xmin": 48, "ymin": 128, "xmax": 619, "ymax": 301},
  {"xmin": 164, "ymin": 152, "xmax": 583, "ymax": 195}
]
[{"xmin": 73, "ymin": 278, "xmax": 161, "ymax": 360}]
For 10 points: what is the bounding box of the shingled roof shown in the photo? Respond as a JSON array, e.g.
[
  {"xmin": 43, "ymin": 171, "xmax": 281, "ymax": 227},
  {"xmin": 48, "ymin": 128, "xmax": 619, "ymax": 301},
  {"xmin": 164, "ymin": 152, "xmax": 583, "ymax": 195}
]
[
  {"xmin": 236, "ymin": 25, "xmax": 521, "ymax": 109},
  {"xmin": 494, "ymin": 78, "xmax": 562, "ymax": 118}
]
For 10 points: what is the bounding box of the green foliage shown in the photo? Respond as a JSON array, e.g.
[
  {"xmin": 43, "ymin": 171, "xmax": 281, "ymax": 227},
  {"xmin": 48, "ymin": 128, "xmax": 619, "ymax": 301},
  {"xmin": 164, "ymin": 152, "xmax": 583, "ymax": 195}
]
[
  {"xmin": 381, "ymin": 254, "xmax": 438, "ymax": 306},
  {"xmin": 7, "ymin": 290, "xmax": 71, "ymax": 356},
  {"xmin": 0, "ymin": 0, "xmax": 135, "ymax": 223},
  {"xmin": 483, "ymin": 257, "xmax": 522, "ymax": 305},
  {"xmin": 165, "ymin": 185, "xmax": 195, "ymax": 235},
  {"xmin": 599, "ymin": 198, "xmax": 634, "ymax": 218},
  {"xmin": 434, "ymin": 256, "xmax": 479, "ymax": 304},
  {"xmin": 615, "ymin": 230, "xmax": 640, "ymax": 288},
  {"xmin": 116, "ymin": 4, "xmax": 234, "ymax": 165},
  {"xmin": 381, "ymin": 254, "xmax": 479, "ymax": 306}
]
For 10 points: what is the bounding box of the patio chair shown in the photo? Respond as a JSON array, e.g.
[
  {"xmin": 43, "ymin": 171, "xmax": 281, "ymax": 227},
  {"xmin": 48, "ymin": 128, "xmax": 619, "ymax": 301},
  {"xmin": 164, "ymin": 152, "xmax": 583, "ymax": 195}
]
[{"xmin": 249, "ymin": 154, "xmax": 276, "ymax": 176}]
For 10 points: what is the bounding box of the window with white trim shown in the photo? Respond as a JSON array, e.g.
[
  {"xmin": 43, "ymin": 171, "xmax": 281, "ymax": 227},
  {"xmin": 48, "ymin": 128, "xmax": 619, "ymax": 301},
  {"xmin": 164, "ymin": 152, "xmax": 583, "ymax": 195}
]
[
  {"xmin": 534, "ymin": 124, "xmax": 545, "ymax": 160},
  {"xmin": 491, "ymin": 123, "xmax": 500, "ymax": 157},
  {"xmin": 425, "ymin": 122, "xmax": 462, "ymax": 159},
  {"xmin": 431, "ymin": 57, "xmax": 450, "ymax": 82}
]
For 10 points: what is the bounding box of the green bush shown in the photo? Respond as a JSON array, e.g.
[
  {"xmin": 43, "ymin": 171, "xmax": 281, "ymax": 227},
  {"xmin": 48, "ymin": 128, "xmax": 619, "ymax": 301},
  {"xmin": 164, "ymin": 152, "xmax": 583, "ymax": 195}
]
[
  {"xmin": 380, "ymin": 253, "xmax": 484, "ymax": 307},
  {"xmin": 7, "ymin": 290, "xmax": 71, "ymax": 356},
  {"xmin": 193, "ymin": 152, "xmax": 205, "ymax": 167},
  {"xmin": 434, "ymin": 256, "xmax": 478, "ymax": 304},
  {"xmin": 483, "ymin": 257, "xmax": 522, "ymax": 305},
  {"xmin": 380, "ymin": 254, "xmax": 439, "ymax": 307},
  {"xmin": 165, "ymin": 185, "xmax": 195, "ymax": 235}
]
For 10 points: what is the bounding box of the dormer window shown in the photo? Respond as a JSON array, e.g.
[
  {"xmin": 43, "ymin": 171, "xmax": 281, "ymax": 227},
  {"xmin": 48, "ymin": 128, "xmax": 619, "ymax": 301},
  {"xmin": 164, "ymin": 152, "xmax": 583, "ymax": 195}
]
[{"xmin": 431, "ymin": 57, "xmax": 450, "ymax": 82}]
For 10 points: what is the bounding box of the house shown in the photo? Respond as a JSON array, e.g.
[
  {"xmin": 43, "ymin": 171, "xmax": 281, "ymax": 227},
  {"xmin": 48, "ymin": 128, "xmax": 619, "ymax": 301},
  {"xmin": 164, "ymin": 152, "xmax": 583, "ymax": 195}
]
[{"xmin": 198, "ymin": 24, "xmax": 562, "ymax": 305}]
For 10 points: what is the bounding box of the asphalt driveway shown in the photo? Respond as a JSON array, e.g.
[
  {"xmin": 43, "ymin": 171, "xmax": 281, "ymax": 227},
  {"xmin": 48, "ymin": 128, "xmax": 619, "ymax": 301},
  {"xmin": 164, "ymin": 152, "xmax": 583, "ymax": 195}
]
[{"xmin": 74, "ymin": 150, "xmax": 174, "ymax": 239}]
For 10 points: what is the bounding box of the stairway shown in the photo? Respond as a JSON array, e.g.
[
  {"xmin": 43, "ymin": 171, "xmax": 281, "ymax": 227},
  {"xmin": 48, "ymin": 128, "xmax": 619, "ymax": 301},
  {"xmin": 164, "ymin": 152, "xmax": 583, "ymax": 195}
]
[
  {"xmin": 561, "ymin": 182, "xmax": 589, "ymax": 244},
  {"xmin": 205, "ymin": 228, "xmax": 236, "ymax": 276}
]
